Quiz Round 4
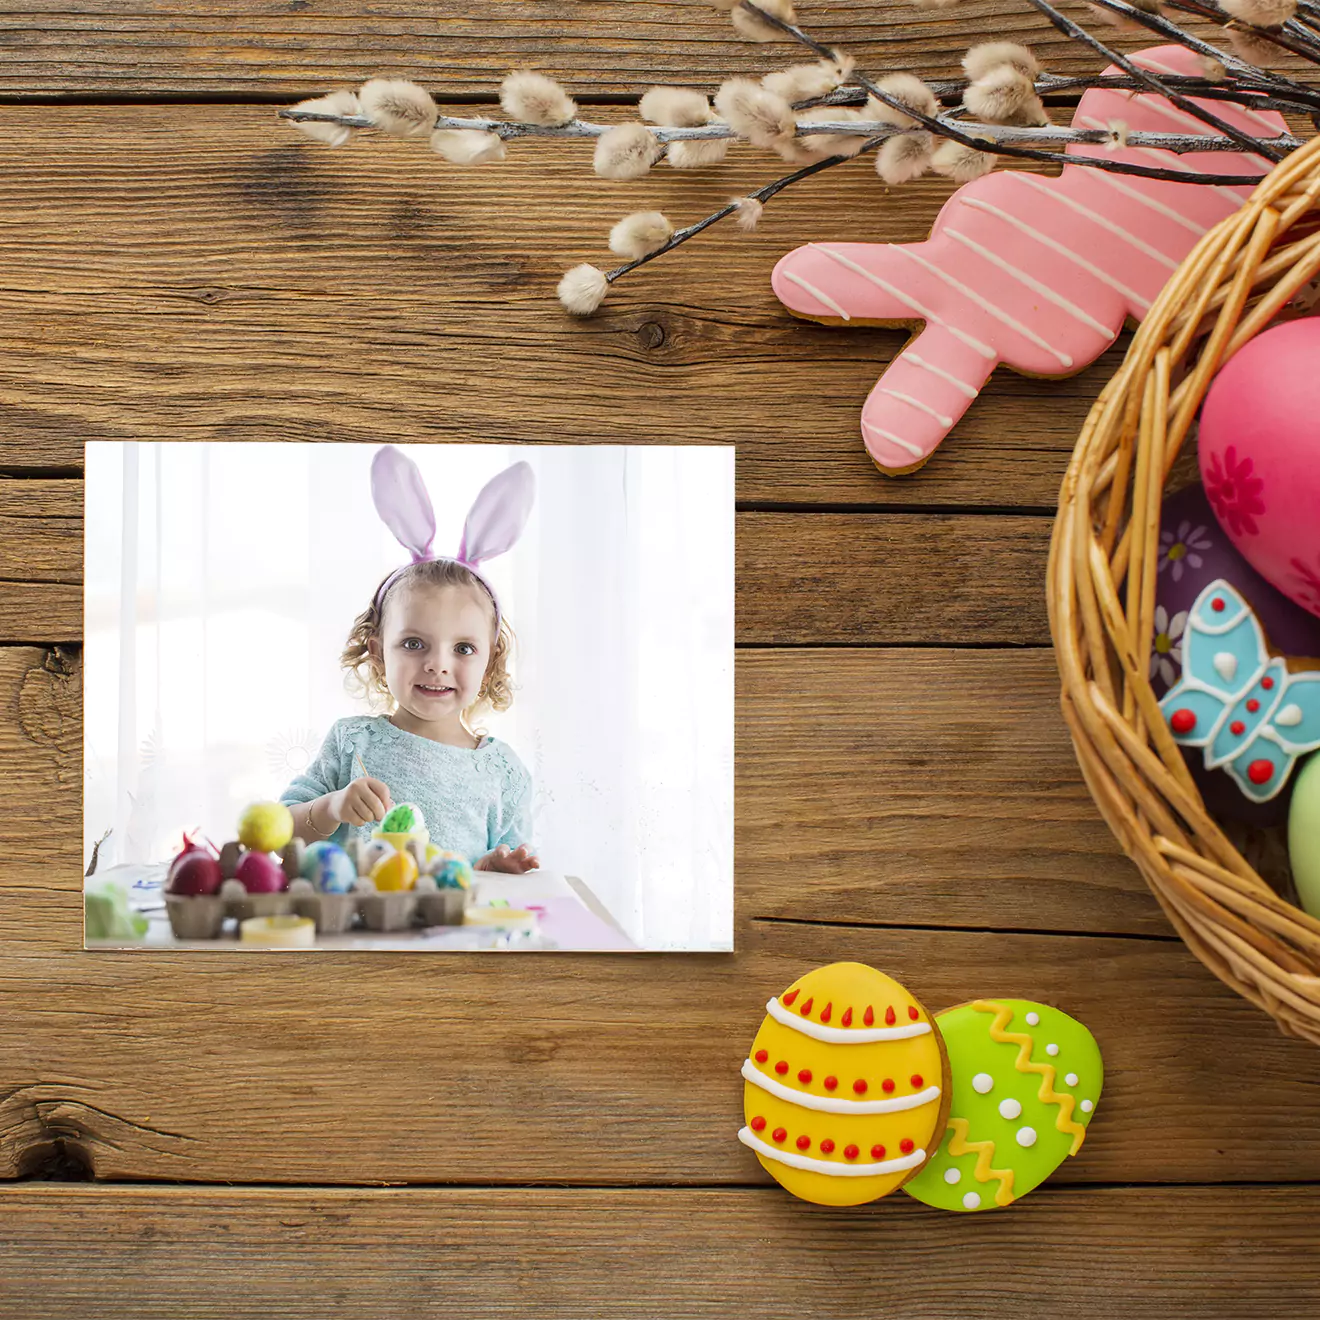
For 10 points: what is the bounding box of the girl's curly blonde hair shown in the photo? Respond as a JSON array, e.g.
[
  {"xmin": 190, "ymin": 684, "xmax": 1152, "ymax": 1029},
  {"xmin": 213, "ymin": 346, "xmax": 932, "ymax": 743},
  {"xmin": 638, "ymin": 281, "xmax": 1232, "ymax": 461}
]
[{"xmin": 340, "ymin": 559, "xmax": 516, "ymax": 735}]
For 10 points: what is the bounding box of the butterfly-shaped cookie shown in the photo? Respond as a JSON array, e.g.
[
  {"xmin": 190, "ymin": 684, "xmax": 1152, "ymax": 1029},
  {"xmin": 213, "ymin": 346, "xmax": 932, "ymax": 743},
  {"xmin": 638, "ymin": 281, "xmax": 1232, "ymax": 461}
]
[{"xmin": 1159, "ymin": 580, "xmax": 1320, "ymax": 803}]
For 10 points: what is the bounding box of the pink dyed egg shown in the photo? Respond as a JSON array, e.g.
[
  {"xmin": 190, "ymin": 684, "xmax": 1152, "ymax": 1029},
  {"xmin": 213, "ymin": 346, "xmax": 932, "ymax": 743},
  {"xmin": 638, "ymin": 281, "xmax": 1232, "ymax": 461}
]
[
  {"xmin": 1198, "ymin": 319, "xmax": 1320, "ymax": 619},
  {"xmin": 235, "ymin": 850, "xmax": 287, "ymax": 894}
]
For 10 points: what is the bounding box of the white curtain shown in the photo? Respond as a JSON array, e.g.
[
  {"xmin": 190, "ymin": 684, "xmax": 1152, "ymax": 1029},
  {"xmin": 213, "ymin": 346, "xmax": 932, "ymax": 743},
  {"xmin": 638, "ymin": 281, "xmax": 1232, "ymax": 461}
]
[{"xmin": 83, "ymin": 441, "xmax": 734, "ymax": 951}]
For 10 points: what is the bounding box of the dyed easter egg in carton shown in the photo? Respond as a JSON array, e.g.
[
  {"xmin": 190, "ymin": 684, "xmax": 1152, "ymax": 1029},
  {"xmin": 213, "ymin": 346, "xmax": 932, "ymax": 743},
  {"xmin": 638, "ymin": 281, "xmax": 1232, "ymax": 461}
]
[
  {"xmin": 739, "ymin": 962, "xmax": 949, "ymax": 1207},
  {"xmin": 903, "ymin": 999, "xmax": 1102, "ymax": 1213},
  {"xmin": 1198, "ymin": 319, "xmax": 1320, "ymax": 621},
  {"xmin": 236, "ymin": 800, "xmax": 294, "ymax": 854},
  {"xmin": 372, "ymin": 801, "xmax": 430, "ymax": 854},
  {"xmin": 299, "ymin": 840, "xmax": 356, "ymax": 894},
  {"xmin": 166, "ymin": 832, "xmax": 223, "ymax": 897},
  {"xmin": 370, "ymin": 848, "xmax": 419, "ymax": 892},
  {"xmin": 427, "ymin": 849, "xmax": 474, "ymax": 890}
]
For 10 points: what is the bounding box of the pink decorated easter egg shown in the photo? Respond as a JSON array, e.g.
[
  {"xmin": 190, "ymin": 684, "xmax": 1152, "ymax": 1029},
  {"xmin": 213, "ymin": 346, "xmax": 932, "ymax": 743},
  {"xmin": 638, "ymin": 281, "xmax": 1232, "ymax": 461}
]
[
  {"xmin": 1198, "ymin": 319, "xmax": 1320, "ymax": 619},
  {"xmin": 235, "ymin": 849, "xmax": 287, "ymax": 894}
]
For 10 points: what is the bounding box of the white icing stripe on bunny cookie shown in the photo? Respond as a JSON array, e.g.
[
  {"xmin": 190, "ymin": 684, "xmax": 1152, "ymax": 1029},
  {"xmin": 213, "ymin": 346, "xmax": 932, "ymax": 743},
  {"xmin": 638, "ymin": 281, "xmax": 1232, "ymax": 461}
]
[
  {"xmin": 879, "ymin": 389, "xmax": 953, "ymax": 428},
  {"xmin": 905, "ymin": 353, "xmax": 980, "ymax": 399},
  {"xmin": 862, "ymin": 419, "xmax": 927, "ymax": 460},
  {"xmin": 809, "ymin": 244, "xmax": 996, "ymax": 358},
  {"xmin": 1013, "ymin": 173, "xmax": 1180, "ymax": 270},
  {"xmin": 739, "ymin": 1126, "xmax": 928, "ymax": 1177},
  {"xmin": 766, "ymin": 996, "xmax": 933, "ymax": 1042},
  {"xmin": 780, "ymin": 270, "xmax": 851, "ymax": 320},
  {"xmin": 1083, "ymin": 169, "xmax": 1210, "ymax": 237},
  {"xmin": 944, "ymin": 228, "xmax": 1113, "ymax": 338},
  {"xmin": 742, "ymin": 1059, "xmax": 943, "ymax": 1115},
  {"xmin": 957, "ymin": 197, "xmax": 1152, "ymax": 312}
]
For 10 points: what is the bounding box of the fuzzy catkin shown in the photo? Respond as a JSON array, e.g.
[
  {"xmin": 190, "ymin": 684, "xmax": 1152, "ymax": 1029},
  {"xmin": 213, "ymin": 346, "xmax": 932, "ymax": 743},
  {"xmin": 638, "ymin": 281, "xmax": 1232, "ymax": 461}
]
[
  {"xmin": 608, "ymin": 211, "xmax": 674, "ymax": 259},
  {"xmin": 964, "ymin": 68, "xmax": 1048, "ymax": 126},
  {"xmin": 288, "ymin": 90, "xmax": 360, "ymax": 147},
  {"xmin": 761, "ymin": 56, "xmax": 852, "ymax": 103},
  {"xmin": 594, "ymin": 123, "xmax": 663, "ymax": 179},
  {"xmin": 730, "ymin": 0, "xmax": 797, "ymax": 42},
  {"xmin": 358, "ymin": 79, "xmax": 438, "ymax": 138},
  {"xmin": 732, "ymin": 196, "xmax": 764, "ymax": 231},
  {"xmin": 558, "ymin": 264, "xmax": 609, "ymax": 315},
  {"xmin": 668, "ymin": 138, "xmax": 732, "ymax": 168},
  {"xmin": 962, "ymin": 42, "xmax": 1039, "ymax": 83},
  {"xmin": 501, "ymin": 71, "xmax": 578, "ymax": 127},
  {"xmin": 931, "ymin": 139, "xmax": 996, "ymax": 182},
  {"xmin": 429, "ymin": 129, "xmax": 507, "ymax": 164},
  {"xmin": 863, "ymin": 74, "xmax": 939, "ymax": 129},
  {"xmin": 876, "ymin": 132, "xmax": 934, "ymax": 184},
  {"xmin": 639, "ymin": 86, "xmax": 712, "ymax": 127},
  {"xmin": 715, "ymin": 78, "xmax": 797, "ymax": 154},
  {"xmin": 1221, "ymin": 0, "xmax": 1295, "ymax": 22}
]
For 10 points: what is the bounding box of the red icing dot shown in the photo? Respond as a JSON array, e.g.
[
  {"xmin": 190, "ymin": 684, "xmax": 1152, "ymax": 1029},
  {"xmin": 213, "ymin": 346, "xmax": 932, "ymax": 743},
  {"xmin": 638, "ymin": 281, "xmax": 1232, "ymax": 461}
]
[
  {"xmin": 798, "ymin": 1069, "xmax": 812, "ymax": 1085},
  {"xmin": 871, "ymin": 1144, "xmax": 886, "ymax": 1160},
  {"xmin": 1247, "ymin": 699, "xmax": 1260, "ymax": 713},
  {"xmin": 864, "ymin": 1006, "xmax": 874, "ymax": 1026},
  {"xmin": 750, "ymin": 1116, "xmax": 766, "ymax": 1132},
  {"xmin": 820, "ymin": 1002, "xmax": 832, "ymax": 1023},
  {"xmin": 799, "ymin": 997, "xmax": 814, "ymax": 1016},
  {"xmin": 1263, "ymin": 676, "xmax": 1276, "ymax": 690},
  {"xmin": 1170, "ymin": 708, "xmax": 1196, "ymax": 735},
  {"xmin": 823, "ymin": 1076, "xmax": 838, "ymax": 1092},
  {"xmin": 844, "ymin": 1144, "xmax": 859, "ymax": 1161},
  {"xmin": 781, "ymin": 988, "xmax": 798, "ymax": 1006},
  {"xmin": 754, "ymin": 1049, "xmax": 768, "ymax": 1064},
  {"xmin": 853, "ymin": 1078, "xmax": 868, "ymax": 1095},
  {"xmin": 841, "ymin": 1007, "xmax": 853, "ymax": 1027},
  {"xmin": 907, "ymin": 1005, "xmax": 919, "ymax": 1021},
  {"xmin": 1230, "ymin": 720, "xmax": 1246, "ymax": 735},
  {"xmin": 881, "ymin": 1078, "xmax": 895, "ymax": 1094},
  {"xmin": 911, "ymin": 1074, "xmax": 924, "ymax": 1089},
  {"xmin": 1248, "ymin": 759, "xmax": 1275, "ymax": 784},
  {"xmin": 820, "ymin": 1138, "xmax": 835, "ymax": 1154},
  {"xmin": 884, "ymin": 1005, "xmax": 896, "ymax": 1026},
  {"xmin": 796, "ymin": 1135, "xmax": 811, "ymax": 1151},
  {"xmin": 772, "ymin": 1127, "xmax": 787, "ymax": 1143},
  {"xmin": 774, "ymin": 1060, "xmax": 789, "ymax": 1075},
  {"xmin": 1211, "ymin": 596, "xmax": 1226, "ymax": 612},
  {"xmin": 900, "ymin": 1138, "xmax": 914, "ymax": 1154}
]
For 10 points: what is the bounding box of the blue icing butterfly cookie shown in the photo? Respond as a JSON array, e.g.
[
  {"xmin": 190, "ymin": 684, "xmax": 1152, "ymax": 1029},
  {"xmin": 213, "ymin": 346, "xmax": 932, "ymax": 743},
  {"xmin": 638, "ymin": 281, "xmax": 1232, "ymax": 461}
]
[{"xmin": 1159, "ymin": 580, "xmax": 1320, "ymax": 803}]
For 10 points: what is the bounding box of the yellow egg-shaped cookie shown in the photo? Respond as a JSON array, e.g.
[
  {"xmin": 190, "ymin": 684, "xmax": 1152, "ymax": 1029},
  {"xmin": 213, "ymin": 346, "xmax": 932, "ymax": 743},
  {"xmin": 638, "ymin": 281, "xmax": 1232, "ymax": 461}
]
[{"xmin": 739, "ymin": 962, "xmax": 949, "ymax": 1206}]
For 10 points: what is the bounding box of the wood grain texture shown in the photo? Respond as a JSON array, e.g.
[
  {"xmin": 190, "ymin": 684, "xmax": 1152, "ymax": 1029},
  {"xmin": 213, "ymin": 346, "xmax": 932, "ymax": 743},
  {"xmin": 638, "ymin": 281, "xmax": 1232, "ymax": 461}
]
[
  {"xmin": 0, "ymin": 3, "xmax": 1233, "ymax": 96},
  {"xmin": 0, "ymin": 105, "xmax": 1124, "ymax": 507},
  {"xmin": 4, "ymin": 919, "xmax": 1320, "ymax": 1185},
  {"xmin": 3, "ymin": 1184, "xmax": 1320, "ymax": 1318}
]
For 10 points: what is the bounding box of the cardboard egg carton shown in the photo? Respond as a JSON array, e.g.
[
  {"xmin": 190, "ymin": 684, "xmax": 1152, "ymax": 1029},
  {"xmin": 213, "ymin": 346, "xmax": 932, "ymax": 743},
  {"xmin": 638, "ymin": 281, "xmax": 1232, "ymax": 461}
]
[{"xmin": 164, "ymin": 834, "xmax": 477, "ymax": 940}]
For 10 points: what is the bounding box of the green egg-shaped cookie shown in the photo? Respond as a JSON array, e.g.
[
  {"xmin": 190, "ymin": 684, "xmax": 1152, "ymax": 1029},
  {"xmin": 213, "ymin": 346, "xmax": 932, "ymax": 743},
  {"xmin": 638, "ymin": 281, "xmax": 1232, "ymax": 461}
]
[{"xmin": 903, "ymin": 999, "xmax": 1101, "ymax": 1212}]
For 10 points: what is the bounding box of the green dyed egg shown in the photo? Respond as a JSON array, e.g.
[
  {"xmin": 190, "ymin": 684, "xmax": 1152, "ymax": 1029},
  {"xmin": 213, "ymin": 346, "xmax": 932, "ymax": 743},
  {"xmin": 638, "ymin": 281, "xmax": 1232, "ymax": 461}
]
[
  {"xmin": 380, "ymin": 802, "xmax": 422, "ymax": 834},
  {"xmin": 903, "ymin": 999, "xmax": 1101, "ymax": 1213},
  {"xmin": 1288, "ymin": 754, "xmax": 1320, "ymax": 919}
]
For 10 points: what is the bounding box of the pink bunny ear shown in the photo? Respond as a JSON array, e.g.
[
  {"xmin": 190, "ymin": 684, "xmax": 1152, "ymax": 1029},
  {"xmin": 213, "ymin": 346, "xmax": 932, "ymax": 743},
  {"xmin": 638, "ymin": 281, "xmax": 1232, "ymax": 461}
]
[
  {"xmin": 371, "ymin": 445, "xmax": 436, "ymax": 562},
  {"xmin": 457, "ymin": 461, "xmax": 536, "ymax": 567}
]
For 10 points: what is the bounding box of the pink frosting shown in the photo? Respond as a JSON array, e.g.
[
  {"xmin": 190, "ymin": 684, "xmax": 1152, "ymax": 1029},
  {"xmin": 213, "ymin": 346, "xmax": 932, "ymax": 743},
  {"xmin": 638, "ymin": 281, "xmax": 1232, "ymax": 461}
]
[{"xmin": 770, "ymin": 46, "xmax": 1286, "ymax": 472}]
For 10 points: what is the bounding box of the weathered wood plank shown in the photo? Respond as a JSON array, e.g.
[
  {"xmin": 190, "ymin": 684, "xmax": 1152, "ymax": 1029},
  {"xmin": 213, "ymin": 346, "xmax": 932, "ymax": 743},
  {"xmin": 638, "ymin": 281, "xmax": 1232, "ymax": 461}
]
[
  {"xmin": 2, "ymin": 919, "xmax": 1320, "ymax": 1185},
  {"xmin": 0, "ymin": 641, "xmax": 1159, "ymax": 935},
  {"xmin": 0, "ymin": 3, "xmax": 1237, "ymax": 96},
  {"xmin": 2, "ymin": 1184, "xmax": 1319, "ymax": 1318},
  {"xmin": 0, "ymin": 105, "xmax": 1123, "ymax": 506}
]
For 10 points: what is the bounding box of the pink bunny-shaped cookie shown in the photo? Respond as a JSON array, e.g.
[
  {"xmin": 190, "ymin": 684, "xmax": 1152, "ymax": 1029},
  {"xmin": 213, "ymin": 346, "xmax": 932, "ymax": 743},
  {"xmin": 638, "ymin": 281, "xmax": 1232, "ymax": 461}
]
[
  {"xmin": 772, "ymin": 45, "xmax": 1286, "ymax": 475},
  {"xmin": 370, "ymin": 445, "xmax": 535, "ymax": 623}
]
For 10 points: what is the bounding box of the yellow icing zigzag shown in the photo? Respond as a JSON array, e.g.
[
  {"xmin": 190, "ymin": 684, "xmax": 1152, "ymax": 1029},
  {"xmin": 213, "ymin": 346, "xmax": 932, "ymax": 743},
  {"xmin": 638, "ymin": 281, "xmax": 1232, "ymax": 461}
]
[
  {"xmin": 973, "ymin": 999, "xmax": 1088, "ymax": 1155},
  {"xmin": 946, "ymin": 1118, "xmax": 1015, "ymax": 1206}
]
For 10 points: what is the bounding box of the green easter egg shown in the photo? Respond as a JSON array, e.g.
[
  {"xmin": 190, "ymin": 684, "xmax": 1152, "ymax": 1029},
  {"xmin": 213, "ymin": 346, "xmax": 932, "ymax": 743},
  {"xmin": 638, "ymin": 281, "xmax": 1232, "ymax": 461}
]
[
  {"xmin": 380, "ymin": 802, "xmax": 420, "ymax": 834},
  {"xmin": 1289, "ymin": 754, "xmax": 1320, "ymax": 919},
  {"xmin": 903, "ymin": 999, "xmax": 1101, "ymax": 1212}
]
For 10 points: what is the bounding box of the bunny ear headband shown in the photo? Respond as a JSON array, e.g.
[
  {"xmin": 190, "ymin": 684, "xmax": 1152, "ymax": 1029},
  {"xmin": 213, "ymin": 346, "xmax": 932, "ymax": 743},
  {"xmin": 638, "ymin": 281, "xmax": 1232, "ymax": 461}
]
[{"xmin": 369, "ymin": 445, "xmax": 535, "ymax": 632}]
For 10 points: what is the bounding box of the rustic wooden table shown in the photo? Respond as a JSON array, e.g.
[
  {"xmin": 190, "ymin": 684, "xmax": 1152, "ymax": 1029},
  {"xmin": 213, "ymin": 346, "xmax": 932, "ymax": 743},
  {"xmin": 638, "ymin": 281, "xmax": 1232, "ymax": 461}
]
[{"xmin": 2, "ymin": 3, "xmax": 1319, "ymax": 1315}]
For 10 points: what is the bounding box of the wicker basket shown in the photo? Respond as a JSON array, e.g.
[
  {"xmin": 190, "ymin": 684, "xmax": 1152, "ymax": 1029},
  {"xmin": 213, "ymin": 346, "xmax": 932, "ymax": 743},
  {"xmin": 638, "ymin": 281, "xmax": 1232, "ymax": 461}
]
[{"xmin": 1050, "ymin": 132, "xmax": 1320, "ymax": 1043}]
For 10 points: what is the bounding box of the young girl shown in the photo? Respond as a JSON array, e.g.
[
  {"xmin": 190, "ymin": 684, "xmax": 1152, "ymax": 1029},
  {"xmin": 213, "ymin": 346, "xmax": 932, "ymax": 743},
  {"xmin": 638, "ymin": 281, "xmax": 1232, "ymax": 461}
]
[{"xmin": 280, "ymin": 448, "xmax": 539, "ymax": 874}]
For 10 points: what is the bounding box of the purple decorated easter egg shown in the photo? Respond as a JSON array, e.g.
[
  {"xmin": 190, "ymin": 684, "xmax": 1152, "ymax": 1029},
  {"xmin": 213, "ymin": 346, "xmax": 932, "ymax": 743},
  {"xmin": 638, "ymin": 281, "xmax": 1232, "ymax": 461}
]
[
  {"xmin": 1198, "ymin": 319, "xmax": 1320, "ymax": 619},
  {"xmin": 235, "ymin": 849, "xmax": 287, "ymax": 894}
]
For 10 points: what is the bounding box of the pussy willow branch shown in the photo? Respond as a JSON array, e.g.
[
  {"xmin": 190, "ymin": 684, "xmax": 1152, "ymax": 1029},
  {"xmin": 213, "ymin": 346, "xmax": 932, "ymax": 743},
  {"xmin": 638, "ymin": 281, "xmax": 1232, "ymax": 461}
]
[
  {"xmin": 277, "ymin": 106, "xmax": 1305, "ymax": 155},
  {"xmin": 1159, "ymin": 0, "xmax": 1320, "ymax": 65},
  {"xmin": 732, "ymin": 0, "xmax": 1289, "ymax": 177}
]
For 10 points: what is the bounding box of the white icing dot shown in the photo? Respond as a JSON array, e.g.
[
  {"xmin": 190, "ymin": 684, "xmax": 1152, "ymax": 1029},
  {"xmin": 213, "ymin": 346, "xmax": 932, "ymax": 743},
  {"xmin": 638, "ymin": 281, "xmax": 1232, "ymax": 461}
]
[
  {"xmin": 962, "ymin": 1191, "xmax": 981, "ymax": 1210},
  {"xmin": 944, "ymin": 1167, "xmax": 962, "ymax": 1185},
  {"xmin": 1065, "ymin": 1072, "xmax": 1079, "ymax": 1087},
  {"xmin": 1025, "ymin": 1011, "xmax": 1040, "ymax": 1026},
  {"xmin": 1016, "ymin": 1126, "xmax": 1038, "ymax": 1148},
  {"xmin": 1081, "ymin": 1099, "xmax": 1094, "ymax": 1113},
  {"xmin": 972, "ymin": 1073, "xmax": 994, "ymax": 1094},
  {"xmin": 998, "ymin": 1098, "xmax": 1022, "ymax": 1120},
  {"xmin": 1046, "ymin": 1043, "xmax": 1059, "ymax": 1056}
]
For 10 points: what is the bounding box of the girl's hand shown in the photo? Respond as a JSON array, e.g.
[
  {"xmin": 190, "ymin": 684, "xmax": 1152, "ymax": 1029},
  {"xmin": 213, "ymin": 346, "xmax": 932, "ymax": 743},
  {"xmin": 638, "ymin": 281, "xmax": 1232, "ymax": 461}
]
[
  {"xmin": 330, "ymin": 778, "xmax": 393, "ymax": 827},
  {"xmin": 476, "ymin": 844, "xmax": 540, "ymax": 874}
]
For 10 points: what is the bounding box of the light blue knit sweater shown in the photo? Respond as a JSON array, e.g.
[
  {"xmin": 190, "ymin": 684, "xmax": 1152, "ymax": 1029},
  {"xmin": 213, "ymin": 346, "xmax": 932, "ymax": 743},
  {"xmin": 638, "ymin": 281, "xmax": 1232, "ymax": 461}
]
[{"xmin": 279, "ymin": 715, "xmax": 533, "ymax": 861}]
